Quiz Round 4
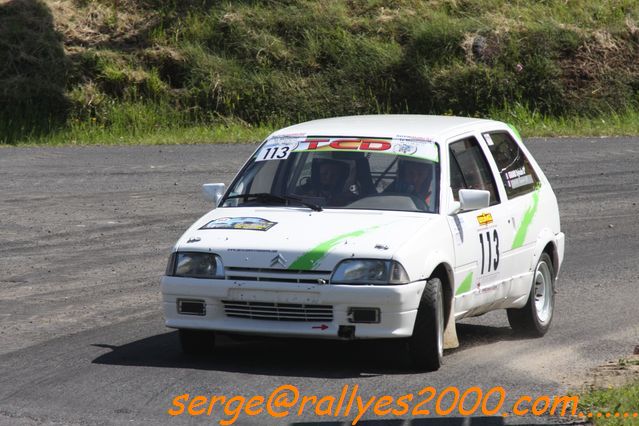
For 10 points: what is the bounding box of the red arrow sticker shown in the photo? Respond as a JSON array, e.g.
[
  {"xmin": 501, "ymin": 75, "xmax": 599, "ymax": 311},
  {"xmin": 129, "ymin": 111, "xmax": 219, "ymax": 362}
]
[{"xmin": 312, "ymin": 324, "xmax": 328, "ymax": 330}]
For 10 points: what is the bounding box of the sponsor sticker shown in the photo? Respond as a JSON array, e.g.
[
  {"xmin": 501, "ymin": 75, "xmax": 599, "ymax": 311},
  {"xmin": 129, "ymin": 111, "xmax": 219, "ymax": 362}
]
[
  {"xmin": 448, "ymin": 215, "xmax": 465, "ymax": 245},
  {"xmin": 391, "ymin": 135, "xmax": 439, "ymax": 162},
  {"xmin": 201, "ymin": 217, "xmax": 277, "ymax": 231},
  {"xmin": 257, "ymin": 135, "xmax": 439, "ymax": 162},
  {"xmin": 509, "ymin": 174, "xmax": 535, "ymax": 189},
  {"xmin": 255, "ymin": 135, "xmax": 304, "ymax": 162},
  {"xmin": 477, "ymin": 212, "xmax": 493, "ymax": 226},
  {"xmin": 483, "ymin": 133, "xmax": 495, "ymax": 146},
  {"xmin": 504, "ymin": 166, "xmax": 534, "ymax": 189},
  {"xmin": 392, "ymin": 141, "xmax": 418, "ymax": 155}
]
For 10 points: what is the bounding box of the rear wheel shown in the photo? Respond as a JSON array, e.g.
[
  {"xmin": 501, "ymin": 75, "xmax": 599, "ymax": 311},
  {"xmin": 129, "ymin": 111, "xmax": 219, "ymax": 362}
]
[
  {"xmin": 178, "ymin": 329, "xmax": 216, "ymax": 356},
  {"xmin": 407, "ymin": 278, "xmax": 444, "ymax": 371},
  {"xmin": 507, "ymin": 252, "xmax": 555, "ymax": 336}
]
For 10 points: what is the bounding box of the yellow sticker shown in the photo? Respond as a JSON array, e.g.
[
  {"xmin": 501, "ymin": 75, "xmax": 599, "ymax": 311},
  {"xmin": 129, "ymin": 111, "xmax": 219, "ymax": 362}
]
[{"xmin": 477, "ymin": 213, "xmax": 493, "ymax": 226}]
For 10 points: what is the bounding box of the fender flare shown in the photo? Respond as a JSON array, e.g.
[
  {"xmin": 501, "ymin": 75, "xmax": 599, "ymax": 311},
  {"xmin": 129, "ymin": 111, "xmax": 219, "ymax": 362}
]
[
  {"xmin": 423, "ymin": 250, "xmax": 455, "ymax": 299},
  {"xmin": 529, "ymin": 227, "xmax": 559, "ymax": 280},
  {"xmin": 423, "ymin": 250, "xmax": 459, "ymax": 349}
]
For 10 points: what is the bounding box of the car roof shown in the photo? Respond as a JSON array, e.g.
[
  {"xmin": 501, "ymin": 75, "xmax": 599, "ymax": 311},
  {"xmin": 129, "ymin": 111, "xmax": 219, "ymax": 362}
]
[{"xmin": 269, "ymin": 114, "xmax": 505, "ymax": 142}]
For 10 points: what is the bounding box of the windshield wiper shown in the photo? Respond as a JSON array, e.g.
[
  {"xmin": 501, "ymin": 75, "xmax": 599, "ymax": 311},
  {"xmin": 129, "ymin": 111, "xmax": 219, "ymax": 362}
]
[{"xmin": 226, "ymin": 193, "xmax": 322, "ymax": 212}]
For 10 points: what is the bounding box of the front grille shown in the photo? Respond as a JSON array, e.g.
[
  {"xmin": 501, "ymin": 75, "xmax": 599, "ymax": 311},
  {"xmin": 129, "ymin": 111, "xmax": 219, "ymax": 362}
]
[
  {"xmin": 224, "ymin": 267, "xmax": 331, "ymax": 284},
  {"xmin": 222, "ymin": 300, "xmax": 333, "ymax": 322}
]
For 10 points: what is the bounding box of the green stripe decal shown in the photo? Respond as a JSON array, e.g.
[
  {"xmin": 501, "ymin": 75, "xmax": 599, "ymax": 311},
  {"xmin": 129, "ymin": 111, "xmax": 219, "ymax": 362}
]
[
  {"xmin": 456, "ymin": 272, "xmax": 473, "ymax": 296},
  {"xmin": 507, "ymin": 123, "xmax": 523, "ymax": 142},
  {"xmin": 288, "ymin": 226, "xmax": 379, "ymax": 270},
  {"xmin": 511, "ymin": 190, "xmax": 540, "ymax": 249}
]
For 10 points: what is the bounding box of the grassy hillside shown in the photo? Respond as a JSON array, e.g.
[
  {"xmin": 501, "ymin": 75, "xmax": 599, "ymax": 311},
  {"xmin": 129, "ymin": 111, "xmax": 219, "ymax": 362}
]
[{"xmin": 2, "ymin": 0, "xmax": 639, "ymax": 144}]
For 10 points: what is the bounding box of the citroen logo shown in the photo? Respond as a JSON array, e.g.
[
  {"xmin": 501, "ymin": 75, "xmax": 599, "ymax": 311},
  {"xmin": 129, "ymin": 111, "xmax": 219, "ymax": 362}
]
[{"xmin": 270, "ymin": 253, "xmax": 287, "ymax": 268}]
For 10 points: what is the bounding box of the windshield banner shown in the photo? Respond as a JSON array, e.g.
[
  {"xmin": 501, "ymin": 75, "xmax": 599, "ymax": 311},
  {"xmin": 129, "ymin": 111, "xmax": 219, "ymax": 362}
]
[{"xmin": 256, "ymin": 135, "xmax": 439, "ymax": 163}]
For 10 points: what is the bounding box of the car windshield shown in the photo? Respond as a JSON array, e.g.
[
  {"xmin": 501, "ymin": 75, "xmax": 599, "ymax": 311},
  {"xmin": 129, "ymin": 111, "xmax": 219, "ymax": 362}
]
[{"xmin": 221, "ymin": 136, "xmax": 441, "ymax": 213}]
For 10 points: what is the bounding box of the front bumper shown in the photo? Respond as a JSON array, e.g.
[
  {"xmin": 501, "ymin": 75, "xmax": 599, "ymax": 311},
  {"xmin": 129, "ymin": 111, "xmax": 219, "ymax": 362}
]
[{"xmin": 161, "ymin": 276, "xmax": 425, "ymax": 339}]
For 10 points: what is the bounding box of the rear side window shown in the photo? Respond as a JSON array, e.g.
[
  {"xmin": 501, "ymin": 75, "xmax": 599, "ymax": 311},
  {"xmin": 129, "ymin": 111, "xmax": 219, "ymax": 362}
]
[
  {"xmin": 449, "ymin": 137, "xmax": 500, "ymax": 205},
  {"xmin": 484, "ymin": 132, "xmax": 539, "ymax": 198}
]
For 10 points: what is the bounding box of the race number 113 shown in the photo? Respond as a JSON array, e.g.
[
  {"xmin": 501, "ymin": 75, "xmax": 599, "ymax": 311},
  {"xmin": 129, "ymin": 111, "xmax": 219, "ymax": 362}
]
[
  {"xmin": 479, "ymin": 230, "xmax": 499, "ymax": 274},
  {"xmin": 256, "ymin": 144, "xmax": 295, "ymax": 161}
]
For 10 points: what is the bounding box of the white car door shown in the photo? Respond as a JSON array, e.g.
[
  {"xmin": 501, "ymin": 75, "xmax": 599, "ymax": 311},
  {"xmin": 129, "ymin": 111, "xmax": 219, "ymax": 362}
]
[{"xmin": 447, "ymin": 135, "xmax": 513, "ymax": 317}]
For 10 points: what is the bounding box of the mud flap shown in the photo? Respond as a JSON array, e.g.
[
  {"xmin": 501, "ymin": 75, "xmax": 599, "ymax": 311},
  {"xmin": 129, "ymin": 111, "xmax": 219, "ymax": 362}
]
[{"xmin": 443, "ymin": 300, "xmax": 459, "ymax": 349}]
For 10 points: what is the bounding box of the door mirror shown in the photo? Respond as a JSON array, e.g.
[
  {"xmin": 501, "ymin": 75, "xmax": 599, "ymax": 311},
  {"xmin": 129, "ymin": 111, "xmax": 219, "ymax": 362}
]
[
  {"xmin": 458, "ymin": 189, "xmax": 490, "ymax": 211},
  {"xmin": 202, "ymin": 183, "xmax": 225, "ymax": 207}
]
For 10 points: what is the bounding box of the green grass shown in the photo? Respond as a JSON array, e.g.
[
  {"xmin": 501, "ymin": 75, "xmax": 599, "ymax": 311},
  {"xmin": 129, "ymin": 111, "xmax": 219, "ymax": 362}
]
[
  {"xmin": 6, "ymin": 107, "xmax": 639, "ymax": 147},
  {"xmin": 492, "ymin": 106, "xmax": 639, "ymax": 137},
  {"xmin": 578, "ymin": 380, "xmax": 639, "ymax": 425},
  {"xmin": 2, "ymin": 0, "xmax": 639, "ymax": 144},
  {"xmin": 7, "ymin": 121, "xmax": 275, "ymax": 146}
]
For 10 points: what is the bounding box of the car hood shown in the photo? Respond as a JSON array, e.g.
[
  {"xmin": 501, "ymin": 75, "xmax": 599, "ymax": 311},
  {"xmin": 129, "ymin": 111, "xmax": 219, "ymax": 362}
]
[{"xmin": 176, "ymin": 207, "xmax": 437, "ymax": 271}]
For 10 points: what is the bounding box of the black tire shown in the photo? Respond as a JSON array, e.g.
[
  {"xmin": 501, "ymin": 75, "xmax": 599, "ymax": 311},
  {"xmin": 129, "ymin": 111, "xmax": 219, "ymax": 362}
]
[
  {"xmin": 507, "ymin": 252, "xmax": 555, "ymax": 337},
  {"xmin": 178, "ymin": 329, "xmax": 216, "ymax": 356},
  {"xmin": 407, "ymin": 278, "xmax": 444, "ymax": 371}
]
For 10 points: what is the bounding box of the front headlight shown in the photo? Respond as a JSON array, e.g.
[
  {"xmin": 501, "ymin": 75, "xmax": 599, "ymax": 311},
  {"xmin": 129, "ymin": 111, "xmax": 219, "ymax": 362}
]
[
  {"xmin": 331, "ymin": 259, "xmax": 410, "ymax": 285},
  {"xmin": 167, "ymin": 252, "xmax": 224, "ymax": 279}
]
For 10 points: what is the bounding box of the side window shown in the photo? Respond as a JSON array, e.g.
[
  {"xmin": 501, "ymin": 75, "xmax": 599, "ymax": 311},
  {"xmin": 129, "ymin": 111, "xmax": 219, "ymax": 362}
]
[
  {"xmin": 230, "ymin": 158, "xmax": 279, "ymax": 196},
  {"xmin": 484, "ymin": 132, "xmax": 539, "ymax": 198},
  {"xmin": 449, "ymin": 137, "xmax": 500, "ymax": 205}
]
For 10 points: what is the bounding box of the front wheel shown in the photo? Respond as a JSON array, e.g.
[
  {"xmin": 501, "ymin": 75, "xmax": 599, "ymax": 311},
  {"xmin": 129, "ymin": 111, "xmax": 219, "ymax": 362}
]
[
  {"xmin": 407, "ymin": 278, "xmax": 445, "ymax": 371},
  {"xmin": 507, "ymin": 252, "xmax": 555, "ymax": 336}
]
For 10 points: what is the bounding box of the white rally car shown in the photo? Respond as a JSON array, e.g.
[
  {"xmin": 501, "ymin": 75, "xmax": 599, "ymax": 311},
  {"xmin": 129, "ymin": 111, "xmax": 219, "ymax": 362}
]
[{"xmin": 161, "ymin": 115, "xmax": 565, "ymax": 371}]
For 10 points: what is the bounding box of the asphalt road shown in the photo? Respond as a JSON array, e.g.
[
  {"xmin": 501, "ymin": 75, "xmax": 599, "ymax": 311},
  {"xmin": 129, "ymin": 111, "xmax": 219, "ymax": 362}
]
[{"xmin": 1, "ymin": 138, "xmax": 638, "ymax": 425}]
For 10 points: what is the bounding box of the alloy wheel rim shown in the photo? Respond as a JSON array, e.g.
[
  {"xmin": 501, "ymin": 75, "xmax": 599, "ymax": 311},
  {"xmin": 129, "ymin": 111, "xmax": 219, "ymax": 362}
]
[{"xmin": 533, "ymin": 261, "xmax": 552, "ymax": 324}]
